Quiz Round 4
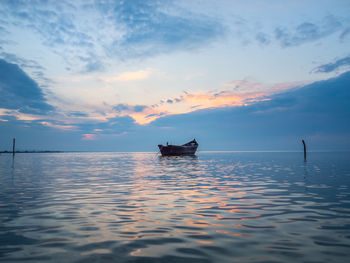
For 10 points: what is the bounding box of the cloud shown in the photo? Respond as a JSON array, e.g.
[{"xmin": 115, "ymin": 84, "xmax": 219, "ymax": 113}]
[
  {"xmin": 0, "ymin": 59, "xmax": 53, "ymax": 114},
  {"xmin": 0, "ymin": 25, "xmax": 9, "ymax": 34},
  {"xmin": 255, "ymin": 32, "xmax": 270, "ymax": 45},
  {"xmin": 340, "ymin": 27, "xmax": 350, "ymax": 41},
  {"xmin": 0, "ymin": 51, "xmax": 44, "ymax": 71},
  {"xmin": 82, "ymin": 134, "xmax": 97, "ymax": 141},
  {"xmin": 114, "ymin": 104, "xmax": 148, "ymax": 114},
  {"xmin": 0, "ymin": 60, "xmax": 144, "ymax": 139},
  {"xmin": 109, "ymin": 0, "xmax": 224, "ymax": 55},
  {"xmin": 40, "ymin": 121, "xmax": 76, "ymax": 131},
  {"xmin": 111, "ymin": 79, "xmax": 303, "ymax": 125},
  {"xmin": 73, "ymin": 115, "xmax": 139, "ymax": 142},
  {"xmin": 0, "ymin": 57, "xmax": 306, "ymax": 137},
  {"xmin": 101, "ymin": 69, "xmax": 153, "ymax": 82},
  {"xmin": 223, "ymin": 79, "xmax": 260, "ymax": 90},
  {"xmin": 313, "ymin": 56, "xmax": 350, "ymax": 73},
  {"xmin": 0, "ymin": 0, "xmax": 225, "ymax": 72},
  {"xmin": 80, "ymin": 58, "xmax": 105, "ymax": 73},
  {"xmin": 67, "ymin": 111, "xmax": 89, "ymax": 117},
  {"xmin": 0, "ymin": 1, "xmax": 97, "ymax": 67},
  {"xmin": 1, "ymin": 71, "xmax": 349, "ymax": 151},
  {"xmin": 0, "ymin": 51, "xmax": 51, "ymax": 90},
  {"xmin": 151, "ymin": 71, "xmax": 350, "ymax": 150},
  {"xmin": 275, "ymin": 15, "xmax": 342, "ymax": 47}
]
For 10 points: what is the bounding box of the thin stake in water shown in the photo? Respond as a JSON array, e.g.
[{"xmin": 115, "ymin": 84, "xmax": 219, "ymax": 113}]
[
  {"xmin": 12, "ymin": 138, "xmax": 15, "ymax": 157},
  {"xmin": 302, "ymin": 139, "xmax": 306, "ymax": 161}
]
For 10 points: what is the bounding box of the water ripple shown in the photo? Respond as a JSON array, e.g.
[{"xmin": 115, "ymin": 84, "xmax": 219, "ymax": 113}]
[{"xmin": 0, "ymin": 152, "xmax": 350, "ymax": 262}]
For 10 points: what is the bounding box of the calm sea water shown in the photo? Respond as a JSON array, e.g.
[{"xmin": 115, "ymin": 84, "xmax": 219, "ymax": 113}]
[{"xmin": 0, "ymin": 152, "xmax": 350, "ymax": 263}]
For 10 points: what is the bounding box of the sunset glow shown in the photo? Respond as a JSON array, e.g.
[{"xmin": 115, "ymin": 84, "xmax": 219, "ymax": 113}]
[{"xmin": 0, "ymin": 0, "xmax": 349, "ymax": 151}]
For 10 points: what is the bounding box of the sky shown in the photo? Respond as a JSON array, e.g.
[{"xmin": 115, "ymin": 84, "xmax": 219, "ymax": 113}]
[{"xmin": 0, "ymin": 0, "xmax": 350, "ymax": 151}]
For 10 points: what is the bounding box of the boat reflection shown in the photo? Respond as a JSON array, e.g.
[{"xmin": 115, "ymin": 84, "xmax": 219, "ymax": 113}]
[{"xmin": 158, "ymin": 154, "xmax": 198, "ymax": 162}]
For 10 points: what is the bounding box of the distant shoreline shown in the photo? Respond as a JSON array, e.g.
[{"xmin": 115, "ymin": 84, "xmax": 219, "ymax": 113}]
[
  {"xmin": 0, "ymin": 151, "xmax": 63, "ymax": 153},
  {"xmin": 1, "ymin": 150, "xmax": 350, "ymax": 154}
]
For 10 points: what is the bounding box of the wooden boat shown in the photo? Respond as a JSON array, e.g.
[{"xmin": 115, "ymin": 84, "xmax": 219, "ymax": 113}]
[{"xmin": 158, "ymin": 139, "xmax": 198, "ymax": 156}]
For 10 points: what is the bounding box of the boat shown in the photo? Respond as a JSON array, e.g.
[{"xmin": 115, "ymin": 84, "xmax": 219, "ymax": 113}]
[{"xmin": 158, "ymin": 139, "xmax": 198, "ymax": 156}]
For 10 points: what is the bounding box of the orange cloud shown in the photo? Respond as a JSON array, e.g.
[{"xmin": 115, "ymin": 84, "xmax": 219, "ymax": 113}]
[
  {"xmin": 0, "ymin": 108, "xmax": 42, "ymax": 121},
  {"xmin": 100, "ymin": 69, "xmax": 153, "ymax": 82},
  {"xmin": 129, "ymin": 108, "xmax": 168, "ymax": 124},
  {"xmin": 2, "ymin": 79, "xmax": 303, "ymax": 130},
  {"xmin": 120, "ymin": 80, "xmax": 304, "ymax": 125},
  {"xmin": 40, "ymin": 121, "xmax": 76, "ymax": 131},
  {"xmin": 123, "ymin": 91, "xmax": 253, "ymax": 125},
  {"xmin": 82, "ymin": 134, "xmax": 97, "ymax": 141}
]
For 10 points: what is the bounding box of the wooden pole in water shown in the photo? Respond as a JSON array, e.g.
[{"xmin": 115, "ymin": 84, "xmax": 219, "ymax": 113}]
[
  {"xmin": 302, "ymin": 139, "xmax": 306, "ymax": 161},
  {"xmin": 12, "ymin": 138, "xmax": 15, "ymax": 157}
]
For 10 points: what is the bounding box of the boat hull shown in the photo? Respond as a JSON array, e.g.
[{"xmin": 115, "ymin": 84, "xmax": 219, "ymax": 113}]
[{"xmin": 158, "ymin": 144, "xmax": 198, "ymax": 156}]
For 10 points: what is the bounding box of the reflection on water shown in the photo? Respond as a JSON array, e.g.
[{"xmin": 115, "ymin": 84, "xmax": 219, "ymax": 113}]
[{"xmin": 0, "ymin": 152, "xmax": 350, "ymax": 262}]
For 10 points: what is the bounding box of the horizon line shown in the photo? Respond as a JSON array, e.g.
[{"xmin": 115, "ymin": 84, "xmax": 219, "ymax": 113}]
[{"xmin": 1, "ymin": 150, "xmax": 349, "ymax": 154}]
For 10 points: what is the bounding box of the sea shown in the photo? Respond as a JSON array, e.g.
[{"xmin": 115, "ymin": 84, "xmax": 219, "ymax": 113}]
[{"xmin": 0, "ymin": 151, "xmax": 350, "ymax": 263}]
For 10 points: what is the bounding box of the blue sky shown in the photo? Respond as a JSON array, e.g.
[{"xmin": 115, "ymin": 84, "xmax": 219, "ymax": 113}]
[{"xmin": 0, "ymin": 0, "xmax": 350, "ymax": 151}]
